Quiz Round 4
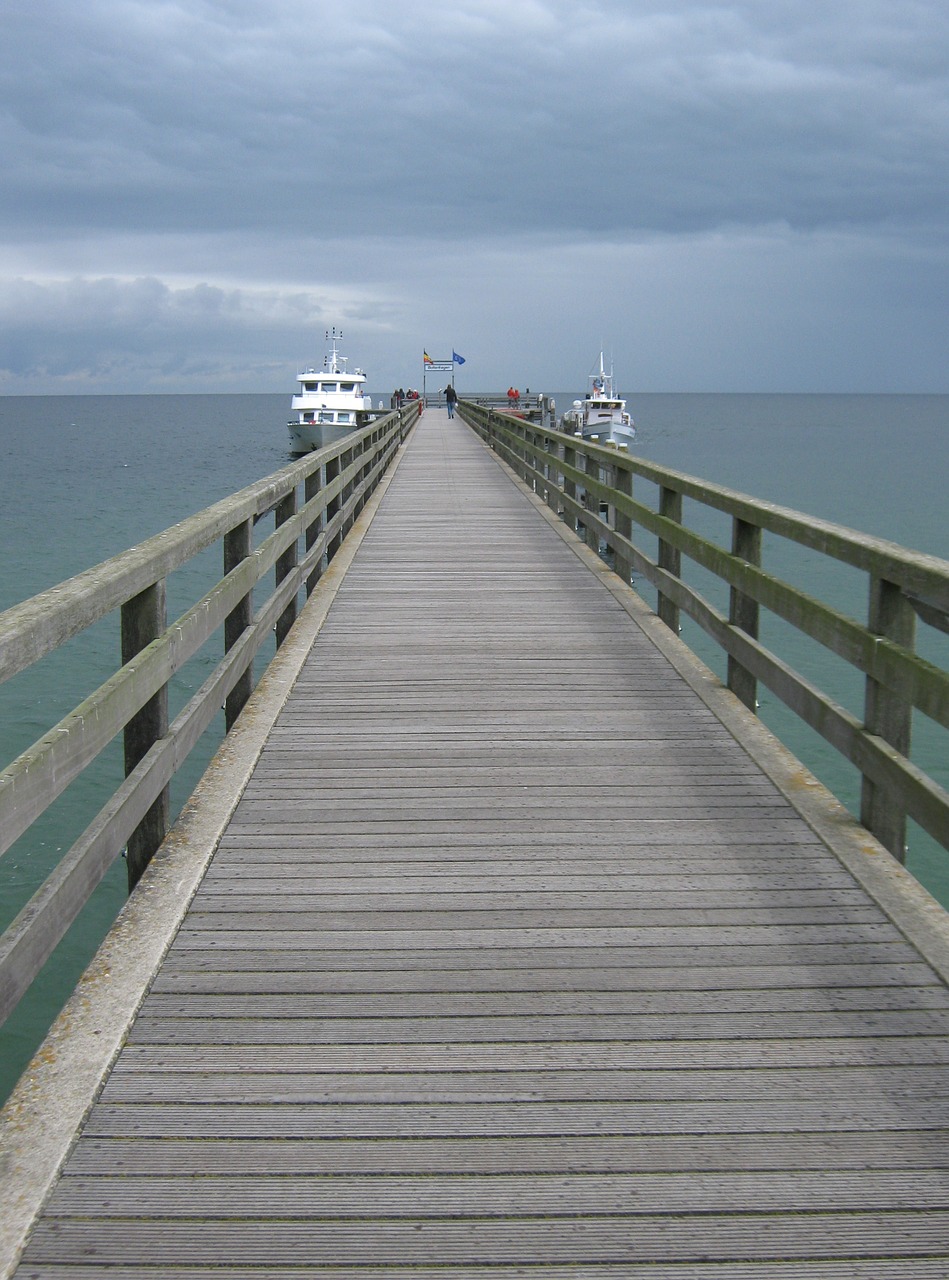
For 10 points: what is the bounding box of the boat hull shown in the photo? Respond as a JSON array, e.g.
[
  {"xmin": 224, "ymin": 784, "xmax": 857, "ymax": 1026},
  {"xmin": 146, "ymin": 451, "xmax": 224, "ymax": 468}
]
[
  {"xmin": 288, "ymin": 418, "xmax": 365, "ymax": 455},
  {"xmin": 581, "ymin": 421, "xmax": 637, "ymax": 450}
]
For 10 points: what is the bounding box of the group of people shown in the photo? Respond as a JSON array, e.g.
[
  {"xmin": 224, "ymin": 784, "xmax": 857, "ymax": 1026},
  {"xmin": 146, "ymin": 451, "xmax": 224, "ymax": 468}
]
[
  {"xmin": 391, "ymin": 388, "xmax": 422, "ymax": 408},
  {"xmin": 390, "ymin": 386, "xmax": 459, "ymax": 418},
  {"xmin": 506, "ymin": 386, "xmax": 521, "ymax": 407}
]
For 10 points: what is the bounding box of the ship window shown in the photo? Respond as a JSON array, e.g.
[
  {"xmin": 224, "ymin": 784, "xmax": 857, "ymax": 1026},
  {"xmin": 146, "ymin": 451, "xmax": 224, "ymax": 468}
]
[
  {"xmin": 304, "ymin": 382, "xmax": 318, "ymax": 392},
  {"xmin": 338, "ymin": 412, "xmax": 352, "ymax": 423},
  {"xmin": 321, "ymin": 382, "xmax": 338, "ymax": 393},
  {"xmin": 340, "ymin": 382, "xmax": 355, "ymax": 391}
]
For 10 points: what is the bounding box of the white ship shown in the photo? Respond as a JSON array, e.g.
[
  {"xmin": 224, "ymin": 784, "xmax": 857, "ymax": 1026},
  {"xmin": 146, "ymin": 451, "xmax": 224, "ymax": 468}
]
[
  {"xmin": 288, "ymin": 329, "xmax": 372, "ymax": 455},
  {"xmin": 560, "ymin": 352, "xmax": 635, "ymax": 449}
]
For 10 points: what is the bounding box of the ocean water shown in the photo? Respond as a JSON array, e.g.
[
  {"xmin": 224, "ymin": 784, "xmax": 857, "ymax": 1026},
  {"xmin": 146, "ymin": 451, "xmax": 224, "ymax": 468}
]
[{"xmin": 0, "ymin": 391, "xmax": 947, "ymax": 1103}]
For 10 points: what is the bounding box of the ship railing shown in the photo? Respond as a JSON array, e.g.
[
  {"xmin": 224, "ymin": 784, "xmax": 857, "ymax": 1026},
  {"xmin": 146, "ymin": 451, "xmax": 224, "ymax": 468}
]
[
  {"xmin": 458, "ymin": 398, "xmax": 949, "ymax": 866},
  {"xmin": 0, "ymin": 403, "xmax": 419, "ymax": 1030}
]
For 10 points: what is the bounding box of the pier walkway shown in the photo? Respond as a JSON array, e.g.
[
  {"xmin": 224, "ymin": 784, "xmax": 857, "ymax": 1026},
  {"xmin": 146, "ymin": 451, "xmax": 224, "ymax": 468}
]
[{"xmin": 9, "ymin": 410, "xmax": 949, "ymax": 1276}]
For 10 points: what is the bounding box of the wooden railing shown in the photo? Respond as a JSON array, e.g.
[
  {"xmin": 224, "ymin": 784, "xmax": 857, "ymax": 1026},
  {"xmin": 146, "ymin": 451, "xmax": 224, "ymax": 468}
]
[
  {"xmin": 0, "ymin": 404, "xmax": 418, "ymax": 1026},
  {"xmin": 460, "ymin": 400, "xmax": 949, "ymax": 863}
]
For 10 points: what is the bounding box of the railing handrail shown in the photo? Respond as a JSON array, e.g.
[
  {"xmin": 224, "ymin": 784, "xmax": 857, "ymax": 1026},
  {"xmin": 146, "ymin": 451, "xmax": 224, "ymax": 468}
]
[
  {"xmin": 610, "ymin": 452, "xmax": 949, "ymax": 604},
  {"xmin": 1, "ymin": 451, "xmax": 337, "ymax": 683},
  {"xmin": 0, "ymin": 403, "xmax": 419, "ymax": 1028},
  {"xmin": 459, "ymin": 399, "xmax": 949, "ymax": 863}
]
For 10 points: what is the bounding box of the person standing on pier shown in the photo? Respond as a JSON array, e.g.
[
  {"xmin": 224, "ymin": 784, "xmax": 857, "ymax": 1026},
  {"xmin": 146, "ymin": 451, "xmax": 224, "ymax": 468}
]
[{"xmin": 445, "ymin": 383, "xmax": 457, "ymax": 419}]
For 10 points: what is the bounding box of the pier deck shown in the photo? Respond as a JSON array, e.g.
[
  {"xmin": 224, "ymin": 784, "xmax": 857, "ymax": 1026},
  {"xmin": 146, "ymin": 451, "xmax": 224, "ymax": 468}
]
[{"xmin": 12, "ymin": 410, "xmax": 949, "ymax": 1276}]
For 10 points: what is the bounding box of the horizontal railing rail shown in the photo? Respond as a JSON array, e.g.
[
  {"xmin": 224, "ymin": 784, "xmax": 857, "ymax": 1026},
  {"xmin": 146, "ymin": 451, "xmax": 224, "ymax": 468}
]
[
  {"xmin": 0, "ymin": 403, "xmax": 419, "ymax": 1026},
  {"xmin": 459, "ymin": 399, "xmax": 949, "ymax": 864}
]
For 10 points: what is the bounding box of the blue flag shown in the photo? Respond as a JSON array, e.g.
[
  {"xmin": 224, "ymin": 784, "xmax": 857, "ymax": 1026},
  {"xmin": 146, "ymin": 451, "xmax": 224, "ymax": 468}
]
[{"xmin": 452, "ymin": 351, "xmax": 466, "ymax": 365}]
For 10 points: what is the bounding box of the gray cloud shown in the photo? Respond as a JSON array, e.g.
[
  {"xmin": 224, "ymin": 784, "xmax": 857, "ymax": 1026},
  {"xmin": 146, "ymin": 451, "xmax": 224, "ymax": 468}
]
[{"xmin": 1, "ymin": 0, "xmax": 947, "ymax": 391}]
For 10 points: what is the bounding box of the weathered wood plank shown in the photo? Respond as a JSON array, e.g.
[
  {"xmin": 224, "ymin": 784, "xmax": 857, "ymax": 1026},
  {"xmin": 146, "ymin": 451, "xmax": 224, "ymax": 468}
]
[
  {"xmin": 124, "ymin": 1010, "xmax": 949, "ymax": 1045},
  {"xmin": 76, "ymin": 1097, "xmax": 949, "ymax": 1138},
  {"xmin": 159, "ymin": 941, "xmax": 930, "ymax": 973},
  {"xmin": 133, "ymin": 985, "xmax": 949, "ymax": 1017},
  {"xmin": 169, "ymin": 923, "xmax": 906, "ymax": 949},
  {"xmin": 100, "ymin": 1063, "xmax": 949, "ymax": 1103},
  {"xmin": 185, "ymin": 888, "xmax": 879, "ymax": 912},
  {"xmin": 43, "ymin": 1168, "xmax": 949, "ymax": 1216},
  {"xmin": 16, "ymin": 1263, "xmax": 949, "ymax": 1280},
  {"xmin": 21, "ymin": 1212, "xmax": 949, "ymax": 1266},
  {"xmin": 196, "ymin": 866, "xmax": 860, "ymax": 888},
  {"xmin": 101, "ymin": 1035, "xmax": 949, "ymax": 1069},
  {"xmin": 151, "ymin": 961, "xmax": 940, "ymax": 992},
  {"xmin": 63, "ymin": 1130, "xmax": 949, "ymax": 1175}
]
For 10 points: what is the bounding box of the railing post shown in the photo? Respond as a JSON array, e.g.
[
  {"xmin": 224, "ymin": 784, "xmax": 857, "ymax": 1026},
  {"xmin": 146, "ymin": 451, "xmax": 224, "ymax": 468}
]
[
  {"xmin": 584, "ymin": 449, "xmax": 600, "ymax": 554},
  {"xmin": 274, "ymin": 487, "xmax": 298, "ymax": 648},
  {"xmin": 614, "ymin": 462, "xmax": 633, "ymax": 585},
  {"xmin": 121, "ymin": 582, "xmax": 169, "ymax": 890},
  {"xmin": 224, "ymin": 519, "xmax": 253, "ymax": 731},
  {"xmin": 657, "ymin": 486, "xmax": 682, "ymax": 633},
  {"xmin": 340, "ymin": 446, "xmax": 355, "ymax": 538},
  {"xmin": 352, "ymin": 442, "xmax": 364, "ymax": 521},
  {"xmin": 325, "ymin": 454, "xmax": 342, "ymax": 564},
  {"xmin": 564, "ymin": 439, "xmax": 577, "ymax": 527},
  {"xmin": 526, "ymin": 425, "xmax": 537, "ymax": 493},
  {"xmin": 861, "ymin": 577, "xmax": 915, "ymax": 859},
  {"xmin": 727, "ymin": 517, "xmax": 762, "ymax": 711},
  {"xmin": 544, "ymin": 433, "xmax": 560, "ymax": 514},
  {"xmin": 492, "ymin": 410, "xmax": 503, "ymax": 456},
  {"xmin": 304, "ymin": 463, "xmax": 324, "ymax": 596}
]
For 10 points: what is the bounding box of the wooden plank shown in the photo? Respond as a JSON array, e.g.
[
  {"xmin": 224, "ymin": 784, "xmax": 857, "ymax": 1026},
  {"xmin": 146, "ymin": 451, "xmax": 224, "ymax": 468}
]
[
  {"xmin": 159, "ymin": 940, "xmax": 930, "ymax": 970},
  {"xmin": 196, "ymin": 867, "xmax": 862, "ymax": 888},
  {"xmin": 168, "ymin": 924, "xmax": 906, "ymax": 948},
  {"xmin": 123, "ymin": 1011, "xmax": 949, "ymax": 1045},
  {"xmin": 100, "ymin": 1063, "xmax": 949, "ymax": 1103},
  {"xmin": 63, "ymin": 1130, "xmax": 949, "ymax": 1175},
  {"xmin": 152, "ymin": 962, "xmax": 941, "ymax": 993},
  {"xmin": 75, "ymin": 1097, "xmax": 949, "ymax": 1138},
  {"xmin": 184, "ymin": 889, "xmax": 879, "ymax": 912},
  {"xmin": 43, "ymin": 1168, "xmax": 949, "ymax": 1216},
  {"xmin": 134, "ymin": 986, "xmax": 949, "ymax": 1016},
  {"xmin": 21, "ymin": 1212, "xmax": 949, "ymax": 1266},
  {"xmin": 100, "ymin": 1036, "xmax": 949, "ymax": 1069},
  {"xmin": 16, "ymin": 1262, "xmax": 949, "ymax": 1280}
]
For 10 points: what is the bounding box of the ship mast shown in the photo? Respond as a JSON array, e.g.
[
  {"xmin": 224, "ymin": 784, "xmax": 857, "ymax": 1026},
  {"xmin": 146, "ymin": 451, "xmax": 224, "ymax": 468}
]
[{"xmin": 324, "ymin": 327, "xmax": 347, "ymax": 376}]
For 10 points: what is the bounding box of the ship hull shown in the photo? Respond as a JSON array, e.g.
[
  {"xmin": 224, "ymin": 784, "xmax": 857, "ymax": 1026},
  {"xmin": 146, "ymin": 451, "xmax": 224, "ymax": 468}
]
[{"xmin": 288, "ymin": 417, "xmax": 366, "ymax": 455}]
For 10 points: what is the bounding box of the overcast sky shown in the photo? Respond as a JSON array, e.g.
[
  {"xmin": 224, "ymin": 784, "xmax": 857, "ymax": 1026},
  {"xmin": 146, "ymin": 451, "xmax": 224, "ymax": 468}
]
[{"xmin": 2, "ymin": 0, "xmax": 947, "ymax": 394}]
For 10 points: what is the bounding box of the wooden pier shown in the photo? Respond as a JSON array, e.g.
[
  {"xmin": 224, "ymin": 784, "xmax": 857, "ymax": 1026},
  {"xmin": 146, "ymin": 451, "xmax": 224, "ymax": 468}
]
[{"xmin": 5, "ymin": 408, "xmax": 949, "ymax": 1276}]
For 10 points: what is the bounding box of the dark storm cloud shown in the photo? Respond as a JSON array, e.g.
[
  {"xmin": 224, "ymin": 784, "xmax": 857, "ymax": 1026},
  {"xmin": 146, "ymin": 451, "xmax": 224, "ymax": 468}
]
[
  {"xmin": 1, "ymin": 0, "xmax": 947, "ymax": 390},
  {"xmin": 5, "ymin": 0, "xmax": 946, "ymax": 237}
]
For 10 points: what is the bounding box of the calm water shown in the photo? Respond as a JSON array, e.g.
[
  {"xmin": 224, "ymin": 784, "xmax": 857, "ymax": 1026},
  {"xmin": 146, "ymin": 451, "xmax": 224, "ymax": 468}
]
[{"xmin": 1, "ymin": 391, "xmax": 947, "ymax": 1102}]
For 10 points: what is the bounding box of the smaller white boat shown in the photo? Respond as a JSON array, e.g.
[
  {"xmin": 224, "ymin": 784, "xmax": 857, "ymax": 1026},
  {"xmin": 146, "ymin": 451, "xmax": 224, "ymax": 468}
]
[
  {"xmin": 288, "ymin": 329, "xmax": 372, "ymax": 454},
  {"xmin": 560, "ymin": 352, "xmax": 635, "ymax": 448}
]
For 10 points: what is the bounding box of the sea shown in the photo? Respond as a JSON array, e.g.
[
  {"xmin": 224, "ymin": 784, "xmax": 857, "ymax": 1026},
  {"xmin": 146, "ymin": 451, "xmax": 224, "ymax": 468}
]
[{"xmin": 1, "ymin": 390, "xmax": 947, "ymax": 1103}]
